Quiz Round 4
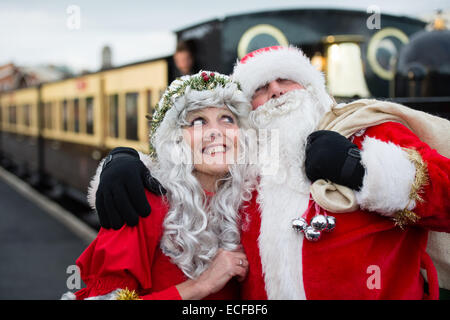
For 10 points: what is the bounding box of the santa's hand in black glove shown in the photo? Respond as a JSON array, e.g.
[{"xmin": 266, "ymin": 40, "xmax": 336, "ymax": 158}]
[
  {"xmin": 95, "ymin": 147, "xmax": 166, "ymax": 230},
  {"xmin": 305, "ymin": 130, "xmax": 365, "ymax": 190}
]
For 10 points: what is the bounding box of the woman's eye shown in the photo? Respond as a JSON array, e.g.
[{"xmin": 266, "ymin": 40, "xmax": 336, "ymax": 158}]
[
  {"xmin": 222, "ymin": 115, "xmax": 235, "ymax": 124},
  {"xmin": 191, "ymin": 118, "xmax": 205, "ymax": 126}
]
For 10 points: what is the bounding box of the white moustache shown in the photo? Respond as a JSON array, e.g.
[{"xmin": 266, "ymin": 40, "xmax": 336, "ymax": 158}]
[{"xmin": 249, "ymin": 88, "xmax": 313, "ymax": 130}]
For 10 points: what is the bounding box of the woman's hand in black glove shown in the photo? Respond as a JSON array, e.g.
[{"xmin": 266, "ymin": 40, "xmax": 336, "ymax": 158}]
[
  {"xmin": 305, "ymin": 130, "xmax": 365, "ymax": 190},
  {"xmin": 95, "ymin": 147, "xmax": 166, "ymax": 230}
]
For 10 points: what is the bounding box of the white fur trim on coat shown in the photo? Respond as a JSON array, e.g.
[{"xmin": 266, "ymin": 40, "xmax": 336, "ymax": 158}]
[
  {"xmin": 86, "ymin": 151, "xmax": 153, "ymax": 210},
  {"xmin": 355, "ymin": 137, "xmax": 416, "ymax": 216},
  {"xmin": 60, "ymin": 291, "xmax": 77, "ymax": 300},
  {"xmin": 61, "ymin": 289, "xmax": 122, "ymax": 300},
  {"xmin": 257, "ymin": 183, "xmax": 309, "ymax": 299},
  {"xmin": 84, "ymin": 289, "xmax": 121, "ymax": 300},
  {"xmin": 232, "ymin": 46, "xmax": 327, "ymax": 101}
]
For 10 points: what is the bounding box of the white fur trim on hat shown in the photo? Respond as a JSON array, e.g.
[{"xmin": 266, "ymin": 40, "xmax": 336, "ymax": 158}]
[{"xmin": 232, "ymin": 46, "xmax": 328, "ymax": 100}]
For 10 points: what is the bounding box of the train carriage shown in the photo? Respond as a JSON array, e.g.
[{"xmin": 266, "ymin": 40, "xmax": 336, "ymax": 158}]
[
  {"xmin": 102, "ymin": 58, "xmax": 168, "ymax": 153},
  {"xmin": 0, "ymin": 87, "xmax": 40, "ymax": 183},
  {"xmin": 40, "ymin": 73, "xmax": 105, "ymax": 200},
  {"xmin": 38, "ymin": 58, "xmax": 169, "ymax": 202}
]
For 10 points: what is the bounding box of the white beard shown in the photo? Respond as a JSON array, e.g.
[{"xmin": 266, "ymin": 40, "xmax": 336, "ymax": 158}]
[
  {"xmin": 250, "ymin": 87, "xmax": 327, "ymax": 192},
  {"xmin": 249, "ymin": 87, "xmax": 328, "ymax": 299}
]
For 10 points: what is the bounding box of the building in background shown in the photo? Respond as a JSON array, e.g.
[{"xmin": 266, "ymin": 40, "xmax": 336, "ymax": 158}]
[
  {"xmin": 0, "ymin": 63, "xmax": 72, "ymax": 92},
  {"xmin": 101, "ymin": 45, "xmax": 113, "ymax": 70}
]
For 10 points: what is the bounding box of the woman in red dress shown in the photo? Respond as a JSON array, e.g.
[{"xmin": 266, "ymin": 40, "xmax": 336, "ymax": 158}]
[{"xmin": 64, "ymin": 71, "xmax": 254, "ymax": 300}]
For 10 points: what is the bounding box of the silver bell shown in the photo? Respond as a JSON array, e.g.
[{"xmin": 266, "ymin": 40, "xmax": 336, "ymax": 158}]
[
  {"xmin": 292, "ymin": 218, "xmax": 308, "ymax": 232},
  {"xmin": 304, "ymin": 226, "xmax": 321, "ymax": 241},
  {"xmin": 325, "ymin": 216, "xmax": 336, "ymax": 232},
  {"xmin": 310, "ymin": 214, "xmax": 328, "ymax": 231}
]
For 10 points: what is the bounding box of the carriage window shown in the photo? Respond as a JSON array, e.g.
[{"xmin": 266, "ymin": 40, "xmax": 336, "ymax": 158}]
[
  {"xmin": 86, "ymin": 97, "xmax": 94, "ymax": 135},
  {"xmin": 23, "ymin": 104, "xmax": 31, "ymax": 127},
  {"xmin": 146, "ymin": 90, "xmax": 153, "ymax": 117},
  {"xmin": 125, "ymin": 92, "xmax": 138, "ymax": 141},
  {"xmin": 109, "ymin": 94, "xmax": 119, "ymax": 138},
  {"xmin": 146, "ymin": 90, "xmax": 153, "ymax": 129},
  {"xmin": 62, "ymin": 100, "xmax": 68, "ymax": 131},
  {"xmin": 326, "ymin": 42, "xmax": 370, "ymax": 98},
  {"xmin": 9, "ymin": 105, "xmax": 17, "ymax": 125},
  {"xmin": 44, "ymin": 102, "xmax": 53, "ymax": 130},
  {"xmin": 73, "ymin": 98, "xmax": 80, "ymax": 133}
]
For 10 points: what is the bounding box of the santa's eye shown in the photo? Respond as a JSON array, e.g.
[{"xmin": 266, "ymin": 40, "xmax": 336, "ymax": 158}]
[{"xmin": 255, "ymin": 83, "xmax": 269, "ymax": 93}]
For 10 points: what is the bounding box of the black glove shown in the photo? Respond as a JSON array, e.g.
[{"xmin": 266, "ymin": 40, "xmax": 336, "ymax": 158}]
[
  {"xmin": 95, "ymin": 147, "xmax": 166, "ymax": 230},
  {"xmin": 305, "ymin": 130, "xmax": 365, "ymax": 190}
]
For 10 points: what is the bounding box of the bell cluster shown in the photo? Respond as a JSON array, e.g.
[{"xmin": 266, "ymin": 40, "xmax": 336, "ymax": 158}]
[{"xmin": 292, "ymin": 214, "xmax": 336, "ymax": 241}]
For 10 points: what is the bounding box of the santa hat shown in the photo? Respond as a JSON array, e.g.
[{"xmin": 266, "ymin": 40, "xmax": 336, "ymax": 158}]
[{"xmin": 232, "ymin": 46, "xmax": 330, "ymax": 103}]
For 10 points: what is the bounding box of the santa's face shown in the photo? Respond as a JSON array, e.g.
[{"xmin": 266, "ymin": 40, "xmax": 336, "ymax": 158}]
[{"xmin": 251, "ymin": 78, "xmax": 305, "ymax": 110}]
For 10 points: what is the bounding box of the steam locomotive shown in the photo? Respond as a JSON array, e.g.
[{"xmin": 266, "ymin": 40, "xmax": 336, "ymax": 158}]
[{"xmin": 0, "ymin": 8, "xmax": 448, "ymax": 204}]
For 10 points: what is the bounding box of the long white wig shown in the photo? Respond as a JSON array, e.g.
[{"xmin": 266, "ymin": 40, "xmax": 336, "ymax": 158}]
[{"xmin": 150, "ymin": 81, "xmax": 256, "ymax": 279}]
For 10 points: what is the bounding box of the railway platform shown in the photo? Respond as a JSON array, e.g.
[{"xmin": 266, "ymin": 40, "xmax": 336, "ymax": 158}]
[{"xmin": 0, "ymin": 167, "xmax": 97, "ymax": 300}]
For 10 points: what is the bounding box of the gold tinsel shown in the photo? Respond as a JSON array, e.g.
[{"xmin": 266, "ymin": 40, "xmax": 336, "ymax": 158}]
[
  {"xmin": 402, "ymin": 148, "xmax": 429, "ymax": 203},
  {"xmin": 393, "ymin": 209, "xmax": 421, "ymax": 230},
  {"xmin": 115, "ymin": 288, "xmax": 141, "ymax": 300},
  {"xmin": 392, "ymin": 148, "xmax": 429, "ymax": 229}
]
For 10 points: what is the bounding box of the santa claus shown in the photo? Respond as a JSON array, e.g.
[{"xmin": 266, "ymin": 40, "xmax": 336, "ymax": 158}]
[
  {"xmin": 89, "ymin": 46, "xmax": 450, "ymax": 300},
  {"xmin": 232, "ymin": 46, "xmax": 450, "ymax": 300}
]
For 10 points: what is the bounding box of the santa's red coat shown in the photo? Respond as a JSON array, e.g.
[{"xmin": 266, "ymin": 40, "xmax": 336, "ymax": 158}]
[{"xmin": 240, "ymin": 122, "xmax": 450, "ymax": 300}]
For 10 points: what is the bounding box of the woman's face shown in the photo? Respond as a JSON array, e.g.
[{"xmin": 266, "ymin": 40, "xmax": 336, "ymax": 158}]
[{"xmin": 183, "ymin": 106, "xmax": 240, "ymax": 179}]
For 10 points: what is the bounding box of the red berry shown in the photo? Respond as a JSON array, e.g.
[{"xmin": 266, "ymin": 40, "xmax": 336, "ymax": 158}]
[
  {"xmin": 210, "ymin": 72, "xmax": 215, "ymax": 77},
  {"xmin": 203, "ymin": 76, "xmax": 210, "ymax": 82},
  {"xmin": 201, "ymin": 72, "xmax": 207, "ymax": 77}
]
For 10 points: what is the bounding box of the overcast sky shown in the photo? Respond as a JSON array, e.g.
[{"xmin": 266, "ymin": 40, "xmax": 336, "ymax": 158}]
[{"xmin": 1, "ymin": 0, "xmax": 449, "ymax": 72}]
